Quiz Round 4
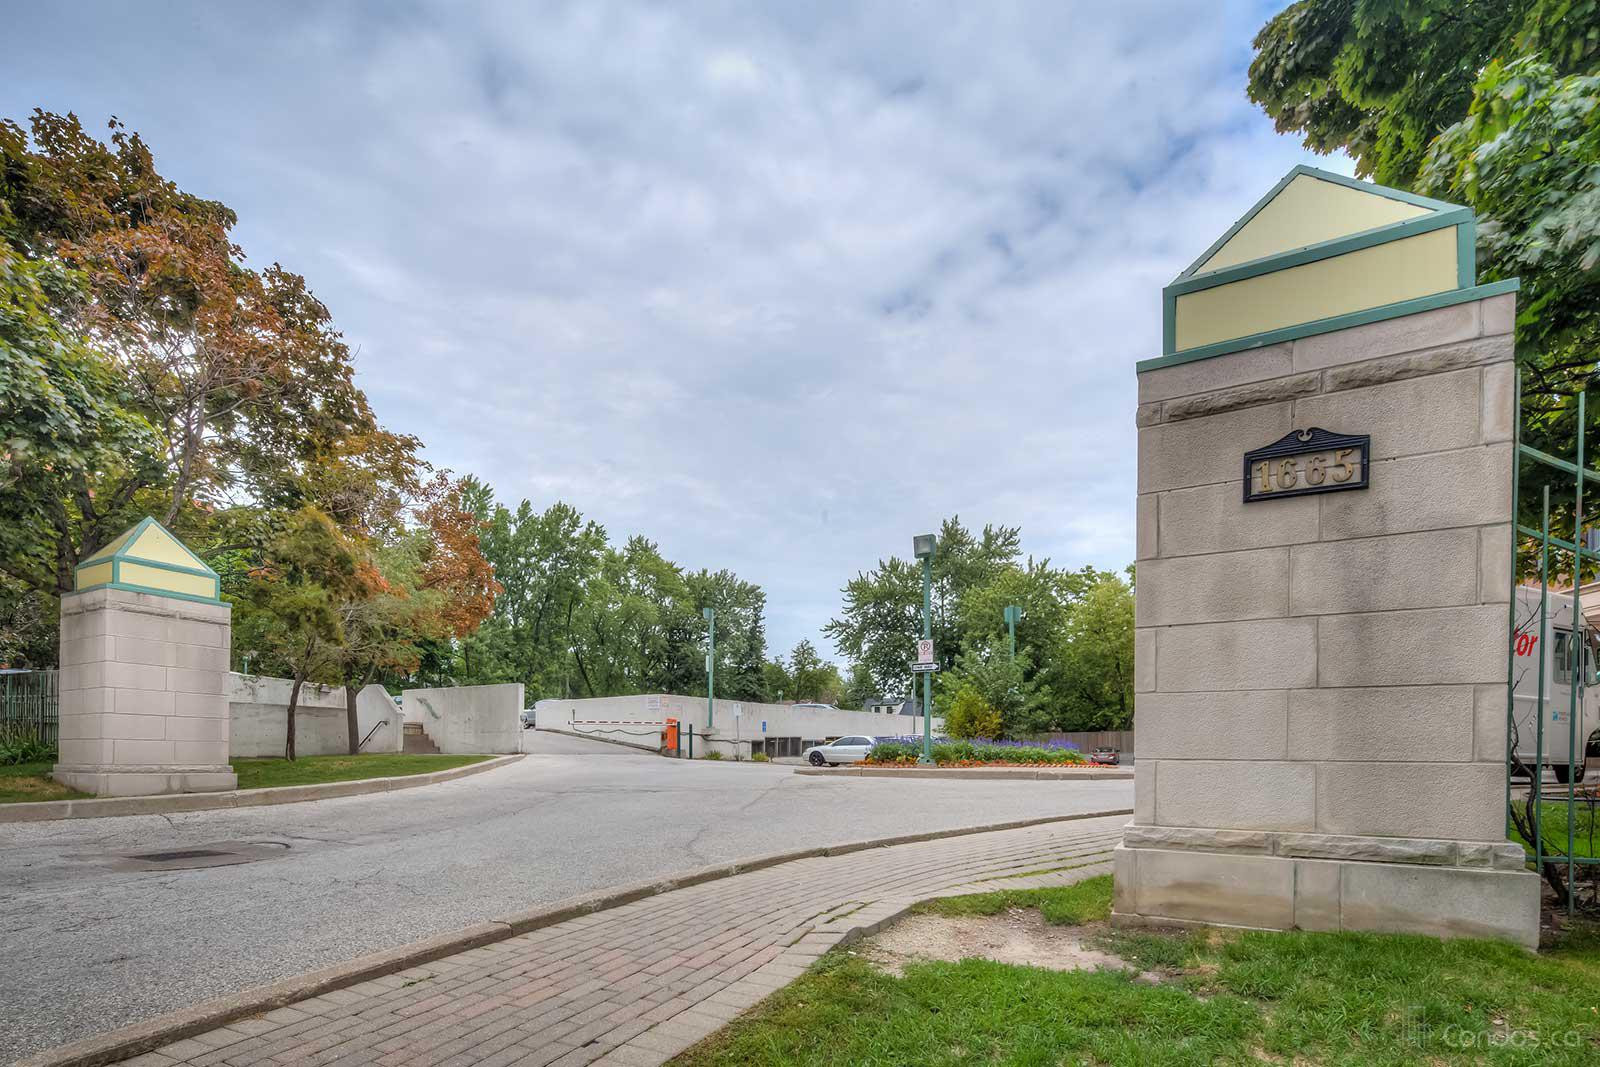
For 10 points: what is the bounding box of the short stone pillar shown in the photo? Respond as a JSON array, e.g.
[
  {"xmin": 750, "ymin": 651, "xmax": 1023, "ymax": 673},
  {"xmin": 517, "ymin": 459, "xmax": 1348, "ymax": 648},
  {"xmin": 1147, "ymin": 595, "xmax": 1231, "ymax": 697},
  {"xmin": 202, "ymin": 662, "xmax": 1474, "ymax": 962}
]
[
  {"xmin": 1115, "ymin": 166, "xmax": 1539, "ymax": 948},
  {"xmin": 53, "ymin": 518, "xmax": 237, "ymax": 796}
]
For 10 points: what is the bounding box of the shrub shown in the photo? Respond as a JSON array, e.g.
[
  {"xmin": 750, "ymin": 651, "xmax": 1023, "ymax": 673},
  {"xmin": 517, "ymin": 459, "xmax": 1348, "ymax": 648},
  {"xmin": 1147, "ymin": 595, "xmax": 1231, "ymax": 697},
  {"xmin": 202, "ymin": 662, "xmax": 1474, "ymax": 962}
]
[
  {"xmin": 944, "ymin": 684, "xmax": 1003, "ymax": 740},
  {"xmin": 0, "ymin": 730, "xmax": 56, "ymax": 766},
  {"xmin": 865, "ymin": 736, "xmax": 1085, "ymax": 767},
  {"xmin": 750, "ymin": 752, "xmax": 770, "ymax": 762},
  {"xmin": 704, "ymin": 750, "xmax": 724, "ymax": 760}
]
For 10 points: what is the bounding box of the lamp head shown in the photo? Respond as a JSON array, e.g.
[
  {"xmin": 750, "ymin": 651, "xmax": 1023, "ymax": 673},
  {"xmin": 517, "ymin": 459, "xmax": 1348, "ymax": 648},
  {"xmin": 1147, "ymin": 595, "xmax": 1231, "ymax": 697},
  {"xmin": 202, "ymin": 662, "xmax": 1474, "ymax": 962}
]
[
  {"xmin": 912, "ymin": 533, "xmax": 936, "ymax": 560},
  {"xmin": 703, "ymin": 606, "xmax": 716, "ymax": 621}
]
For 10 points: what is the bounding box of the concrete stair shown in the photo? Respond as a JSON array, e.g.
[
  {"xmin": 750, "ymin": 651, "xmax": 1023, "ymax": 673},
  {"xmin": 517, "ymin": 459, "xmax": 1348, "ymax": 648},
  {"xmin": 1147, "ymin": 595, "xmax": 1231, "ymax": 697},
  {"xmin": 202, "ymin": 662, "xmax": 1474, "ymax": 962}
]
[{"xmin": 403, "ymin": 721, "xmax": 440, "ymax": 755}]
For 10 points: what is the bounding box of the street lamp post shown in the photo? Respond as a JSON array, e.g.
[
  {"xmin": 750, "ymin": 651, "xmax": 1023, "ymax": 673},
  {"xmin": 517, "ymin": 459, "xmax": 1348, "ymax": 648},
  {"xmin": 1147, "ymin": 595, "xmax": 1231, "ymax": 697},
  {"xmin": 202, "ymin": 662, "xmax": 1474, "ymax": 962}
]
[
  {"xmin": 703, "ymin": 606, "xmax": 716, "ymax": 731},
  {"xmin": 1003, "ymin": 604, "xmax": 1021, "ymax": 659},
  {"xmin": 913, "ymin": 533, "xmax": 936, "ymax": 766}
]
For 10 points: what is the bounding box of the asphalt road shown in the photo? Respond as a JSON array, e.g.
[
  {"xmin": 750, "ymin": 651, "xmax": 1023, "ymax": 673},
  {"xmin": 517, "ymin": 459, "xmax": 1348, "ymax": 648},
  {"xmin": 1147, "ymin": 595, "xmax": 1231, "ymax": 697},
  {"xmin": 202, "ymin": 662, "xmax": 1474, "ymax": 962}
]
[{"xmin": 0, "ymin": 730, "xmax": 1131, "ymax": 1062}]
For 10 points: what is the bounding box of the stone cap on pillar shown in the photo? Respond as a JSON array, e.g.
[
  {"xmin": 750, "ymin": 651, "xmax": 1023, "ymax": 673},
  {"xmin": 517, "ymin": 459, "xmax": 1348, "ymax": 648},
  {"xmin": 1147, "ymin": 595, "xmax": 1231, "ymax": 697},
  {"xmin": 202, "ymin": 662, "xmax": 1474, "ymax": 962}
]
[
  {"xmin": 73, "ymin": 516, "xmax": 223, "ymax": 604},
  {"xmin": 1145, "ymin": 164, "xmax": 1519, "ymax": 373}
]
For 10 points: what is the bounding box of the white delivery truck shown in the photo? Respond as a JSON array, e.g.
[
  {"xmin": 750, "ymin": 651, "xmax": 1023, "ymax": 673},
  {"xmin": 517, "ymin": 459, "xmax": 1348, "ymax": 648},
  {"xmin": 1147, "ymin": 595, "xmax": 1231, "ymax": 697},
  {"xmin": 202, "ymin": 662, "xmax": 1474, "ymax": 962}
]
[{"xmin": 1510, "ymin": 585, "xmax": 1600, "ymax": 782}]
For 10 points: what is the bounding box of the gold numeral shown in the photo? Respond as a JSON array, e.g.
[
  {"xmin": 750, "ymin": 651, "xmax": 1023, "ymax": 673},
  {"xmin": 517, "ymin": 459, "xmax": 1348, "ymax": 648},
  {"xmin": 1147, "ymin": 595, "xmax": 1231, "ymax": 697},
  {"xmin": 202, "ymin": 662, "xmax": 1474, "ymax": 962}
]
[
  {"xmin": 1331, "ymin": 448, "xmax": 1357, "ymax": 483},
  {"xmin": 1278, "ymin": 459, "xmax": 1298, "ymax": 489}
]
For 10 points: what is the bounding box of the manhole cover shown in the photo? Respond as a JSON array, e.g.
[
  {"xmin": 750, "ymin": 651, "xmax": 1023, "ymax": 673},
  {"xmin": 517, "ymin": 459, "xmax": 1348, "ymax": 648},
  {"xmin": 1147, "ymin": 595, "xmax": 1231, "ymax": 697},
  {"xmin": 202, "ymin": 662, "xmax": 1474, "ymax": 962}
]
[{"xmin": 107, "ymin": 840, "xmax": 292, "ymax": 872}]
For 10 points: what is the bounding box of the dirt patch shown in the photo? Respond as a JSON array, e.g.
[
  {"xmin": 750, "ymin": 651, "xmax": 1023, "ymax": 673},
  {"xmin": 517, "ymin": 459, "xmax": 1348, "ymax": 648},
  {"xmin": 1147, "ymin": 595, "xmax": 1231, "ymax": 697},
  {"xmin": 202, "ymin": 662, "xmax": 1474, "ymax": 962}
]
[{"xmin": 858, "ymin": 909, "xmax": 1153, "ymax": 979}]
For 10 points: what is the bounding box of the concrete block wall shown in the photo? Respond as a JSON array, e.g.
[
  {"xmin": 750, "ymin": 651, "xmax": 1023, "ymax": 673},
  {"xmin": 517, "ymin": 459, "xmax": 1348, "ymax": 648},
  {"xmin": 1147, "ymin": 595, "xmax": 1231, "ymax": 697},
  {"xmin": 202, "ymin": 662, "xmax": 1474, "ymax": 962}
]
[
  {"xmin": 404, "ymin": 683, "xmax": 525, "ymax": 754},
  {"xmin": 535, "ymin": 694, "xmax": 942, "ymax": 757},
  {"xmin": 1122, "ymin": 293, "xmax": 1539, "ymax": 947},
  {"xmin": 228, "ymin": 675, "xmax": 404, "ymax": 757},
  {"xmin": 1133, "ymin": 294, "xmax": 1514, "ymax": 844},
  {"xmin": 54, "ymin": 586, "xmax": 236, "ymax": 795}
]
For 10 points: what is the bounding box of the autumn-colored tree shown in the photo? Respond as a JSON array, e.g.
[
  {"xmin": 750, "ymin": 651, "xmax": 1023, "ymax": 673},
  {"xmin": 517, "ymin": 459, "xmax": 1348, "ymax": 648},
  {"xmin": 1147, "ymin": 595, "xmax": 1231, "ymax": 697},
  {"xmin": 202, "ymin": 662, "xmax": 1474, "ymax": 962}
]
[
  {"xmin": 330, "ymin": 475, "xmax": 499, "ymax": 752},
  {"xmin": 0, "ymin": 110, "xmax": 410, "ymax": 596},
  {"xmin": 235, "ymin": 508, "xmax": 373, "ymax": 759}
]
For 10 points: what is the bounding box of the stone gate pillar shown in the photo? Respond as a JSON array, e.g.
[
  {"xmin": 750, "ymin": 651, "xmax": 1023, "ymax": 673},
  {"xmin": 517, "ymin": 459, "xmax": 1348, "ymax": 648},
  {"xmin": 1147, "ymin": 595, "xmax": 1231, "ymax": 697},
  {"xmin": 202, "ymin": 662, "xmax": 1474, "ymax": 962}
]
[
  {"xmin": 1115, "ymin": 166, "xmax": 1539, "ymax": 947},
  {"xmin": 53, "ymin": 517, "xmax": 237, "ymax": 796}
]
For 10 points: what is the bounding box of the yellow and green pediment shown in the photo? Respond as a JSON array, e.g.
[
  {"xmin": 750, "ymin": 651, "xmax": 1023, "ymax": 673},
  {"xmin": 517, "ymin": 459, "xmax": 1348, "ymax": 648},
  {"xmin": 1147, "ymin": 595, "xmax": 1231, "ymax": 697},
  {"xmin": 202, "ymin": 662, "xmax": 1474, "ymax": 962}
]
[
  {"xmin": 74, "ymin": 517, "xmax": 222, "ymax": 603},
  {"xmin": 1144, "ymin": 165, "xmax": 1518, "ymax": 373}
]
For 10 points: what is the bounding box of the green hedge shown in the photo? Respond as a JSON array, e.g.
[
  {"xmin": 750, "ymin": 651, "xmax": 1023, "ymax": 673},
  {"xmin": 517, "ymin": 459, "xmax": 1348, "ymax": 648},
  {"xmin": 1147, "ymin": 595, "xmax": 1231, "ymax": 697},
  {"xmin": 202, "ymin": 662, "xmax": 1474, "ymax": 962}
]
[{"xmin": 867, "ymin": 740, "xmax": 1087, "ymax": 766}]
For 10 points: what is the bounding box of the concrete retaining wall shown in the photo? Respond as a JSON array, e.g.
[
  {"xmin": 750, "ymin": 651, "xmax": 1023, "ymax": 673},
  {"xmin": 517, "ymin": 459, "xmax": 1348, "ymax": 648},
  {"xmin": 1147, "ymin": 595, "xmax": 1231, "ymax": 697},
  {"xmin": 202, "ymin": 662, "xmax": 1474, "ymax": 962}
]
[
  {"xmin": 403, "ymin": 683, "xmax": 524, "ymax": 754},
  {"xmin": 535, "ymin": 694, "xmax": 943, "ymax": 758},
  {"xmin": 228, "ymin": 675, "xmax": 404, "ymax": 758}
]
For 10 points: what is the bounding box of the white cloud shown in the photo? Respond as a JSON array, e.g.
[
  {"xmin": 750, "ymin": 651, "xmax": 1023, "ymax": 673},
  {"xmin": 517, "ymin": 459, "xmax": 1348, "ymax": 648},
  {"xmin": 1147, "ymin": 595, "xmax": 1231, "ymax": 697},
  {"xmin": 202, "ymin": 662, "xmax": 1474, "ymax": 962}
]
[{"xmin": 3, "ymin": 0, "xmax": 1318, "ymax": 660}]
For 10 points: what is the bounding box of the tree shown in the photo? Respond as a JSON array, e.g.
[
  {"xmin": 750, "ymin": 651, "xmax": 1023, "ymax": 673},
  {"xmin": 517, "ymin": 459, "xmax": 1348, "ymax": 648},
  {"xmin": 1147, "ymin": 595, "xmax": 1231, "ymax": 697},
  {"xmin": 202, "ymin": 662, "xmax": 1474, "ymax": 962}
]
[
  {"xmin": 321, "ymin": 473, "xmax": 498, "ymax": 750},
  {"xmin": 455, "ymin": 480, "xmax": 774, "ymax": 703},
  {"xmin": 1055, "ymin": 571, "xmax": 1135, "ymax": 731},
  {"xmin": 689, "ymin": 569, "xmax": 770, "ymax": 702},
  {"xmin": 1419, "ymin": 57, "xmax": 1600, "ymax": 533},
  {"xmin": 0, "ymin": 236, "xmax": 162, "ymax": 596},
  {"xmin": 234, "ymin": 508, "xmax": 369, "ymax": 759},
  {"xmin": 1248, "ymin": 2, "xmax": 1600, "ymax": 533},
  {"xmin": 0, "ymin": 111, "xmax": 404, "ymax": 599},
  {"xmin": 944, "ymin": 684, "xmax": 1002, "ymax": 740},
  {"xmin": 825, "ymin": 516, "xmax": 1021, "ymax": 699},
  {"xmin": 786, "ymin": 640, "xmax": 844, "ymax": 704},
  {"xmin": 842, "ymin": 661, "xmax": 878, "ymax": 710},
  {"xmin": 761, "ymin": 658, "xmax": 792, "ymax": 702},
  {"xmin": 938, "ymin": 636, "xmax": 1049, "ymax": 738},
  {"xmin": 825, "ymin": 516, "xmax": 1124, "ymax": 731}
]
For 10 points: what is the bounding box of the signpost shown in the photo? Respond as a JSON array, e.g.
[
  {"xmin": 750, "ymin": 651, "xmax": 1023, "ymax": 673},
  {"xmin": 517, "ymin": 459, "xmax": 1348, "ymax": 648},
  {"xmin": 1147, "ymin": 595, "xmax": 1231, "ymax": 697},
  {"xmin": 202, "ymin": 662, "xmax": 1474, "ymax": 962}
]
[
  {"xmin": 913, "ymin": 534, "xmax": 937, "ymax": 765},
  {"xmin": 703, "ymin": 607, "xmax": 716, "ymax": 729}
]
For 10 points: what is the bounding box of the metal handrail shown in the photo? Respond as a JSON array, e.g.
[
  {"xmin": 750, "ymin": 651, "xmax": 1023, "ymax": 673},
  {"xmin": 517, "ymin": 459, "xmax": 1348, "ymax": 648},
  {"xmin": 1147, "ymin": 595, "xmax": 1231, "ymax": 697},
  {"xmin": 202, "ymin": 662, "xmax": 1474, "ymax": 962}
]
[{"xmin": 357, "ymin": 719, "xmax": 388, "ymax": 751}]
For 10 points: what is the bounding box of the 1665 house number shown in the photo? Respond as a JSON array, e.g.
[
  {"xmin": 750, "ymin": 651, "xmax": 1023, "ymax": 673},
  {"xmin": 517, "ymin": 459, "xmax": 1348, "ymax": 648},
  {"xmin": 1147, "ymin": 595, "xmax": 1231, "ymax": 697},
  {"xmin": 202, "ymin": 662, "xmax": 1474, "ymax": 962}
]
[{"xmin": 1243, "ymin": 428, "xmax": 1370, "ymax": 503}]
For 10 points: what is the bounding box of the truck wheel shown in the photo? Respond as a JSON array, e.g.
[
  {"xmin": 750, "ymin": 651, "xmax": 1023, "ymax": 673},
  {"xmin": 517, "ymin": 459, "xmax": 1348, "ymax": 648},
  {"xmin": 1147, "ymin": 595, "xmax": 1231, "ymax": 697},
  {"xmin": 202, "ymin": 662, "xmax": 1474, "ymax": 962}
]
[{"xmin": 1554, "ymin": 762, "xmax": 1588, "ymax": 784}]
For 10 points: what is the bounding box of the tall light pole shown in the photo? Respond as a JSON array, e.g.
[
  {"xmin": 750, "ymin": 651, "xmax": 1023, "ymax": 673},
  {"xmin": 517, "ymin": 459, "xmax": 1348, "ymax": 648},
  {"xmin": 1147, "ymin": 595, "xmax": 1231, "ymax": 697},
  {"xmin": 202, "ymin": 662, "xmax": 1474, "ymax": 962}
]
[
  {"xmin": 703, "ymin": 606, "xmax": 716, "ymax": 730},
  {"xmin": 914, "ymin": 534, "xmax": 936, "ymax": 766},
  {"xmin": 1003, "ymin": 605, "xmax": 1021, "ymax": 660}
]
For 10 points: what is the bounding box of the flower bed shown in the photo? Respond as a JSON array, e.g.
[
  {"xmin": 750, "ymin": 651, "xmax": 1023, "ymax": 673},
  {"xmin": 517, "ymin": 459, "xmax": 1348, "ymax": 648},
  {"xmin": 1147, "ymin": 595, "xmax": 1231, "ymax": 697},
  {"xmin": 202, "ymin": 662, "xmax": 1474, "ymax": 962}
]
[{"xmin": 865, "ymin": 737, "xmax": 1087, "ymax": 767}]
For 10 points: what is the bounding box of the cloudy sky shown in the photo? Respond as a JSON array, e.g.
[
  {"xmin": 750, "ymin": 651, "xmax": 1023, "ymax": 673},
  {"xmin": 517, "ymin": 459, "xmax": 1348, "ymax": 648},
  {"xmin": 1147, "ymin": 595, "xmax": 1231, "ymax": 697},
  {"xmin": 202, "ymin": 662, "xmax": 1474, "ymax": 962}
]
[{"xmin": 6, "ymin": 1, "xmax": 1335, "ymax": 660}]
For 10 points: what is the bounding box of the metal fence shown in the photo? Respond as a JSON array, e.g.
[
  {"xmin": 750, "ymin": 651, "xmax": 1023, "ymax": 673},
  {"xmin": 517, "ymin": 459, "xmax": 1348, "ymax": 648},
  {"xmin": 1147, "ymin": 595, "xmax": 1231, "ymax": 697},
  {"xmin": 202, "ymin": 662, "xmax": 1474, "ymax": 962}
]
[
  {"xmin": 0, "ymin": 669, "xmax": 58, "ymax": 745},
  {"xmin": 1508, "ymin": 378, "xmax": 1599, "ymax": 917}
]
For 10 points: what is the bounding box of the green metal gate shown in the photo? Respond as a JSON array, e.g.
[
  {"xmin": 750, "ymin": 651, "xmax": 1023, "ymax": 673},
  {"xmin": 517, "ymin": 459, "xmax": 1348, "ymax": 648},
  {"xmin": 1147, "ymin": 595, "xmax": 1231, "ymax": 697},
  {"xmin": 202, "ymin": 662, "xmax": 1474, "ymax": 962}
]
[
  {"xmin": 0, "ymin": 669, "xmax": 58, "ymax": 746},
  {"xmin": 1508, "ymin": 377, "xmax": 1600, "ymax": 915}
]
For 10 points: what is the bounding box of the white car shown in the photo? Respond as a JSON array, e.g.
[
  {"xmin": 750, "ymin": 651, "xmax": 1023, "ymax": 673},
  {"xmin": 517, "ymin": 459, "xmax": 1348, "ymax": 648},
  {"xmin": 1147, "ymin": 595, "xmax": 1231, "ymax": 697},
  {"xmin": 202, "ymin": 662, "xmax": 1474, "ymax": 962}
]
[{"xmin": 803, "ymin": 735, "xmax": 879, "ymax": 767}]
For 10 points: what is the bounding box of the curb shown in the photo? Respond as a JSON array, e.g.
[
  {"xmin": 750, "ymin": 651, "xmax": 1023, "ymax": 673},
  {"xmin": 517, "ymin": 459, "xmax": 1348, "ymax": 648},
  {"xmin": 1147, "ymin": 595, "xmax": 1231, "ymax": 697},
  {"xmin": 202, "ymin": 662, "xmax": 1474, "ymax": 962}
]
[
  {"xmin": 19, "ymin": 807, "xmax": 1133, "ymax": 1067},
  {"xmin": 0, "ymin": 754, "xmax": 524, "ymax": 824},
  {"xmin": 793, "ymin": 765, "xmax": 1133, "ymax": 781}
]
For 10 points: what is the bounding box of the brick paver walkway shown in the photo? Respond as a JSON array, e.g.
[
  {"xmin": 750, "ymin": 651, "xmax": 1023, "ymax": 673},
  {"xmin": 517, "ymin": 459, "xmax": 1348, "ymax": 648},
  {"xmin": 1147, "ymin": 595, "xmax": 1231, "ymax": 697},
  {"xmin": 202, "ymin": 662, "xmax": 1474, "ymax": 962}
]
[{"xmin": 112, "ymin": 815, "xmax": 1128, "ymax": 1067}]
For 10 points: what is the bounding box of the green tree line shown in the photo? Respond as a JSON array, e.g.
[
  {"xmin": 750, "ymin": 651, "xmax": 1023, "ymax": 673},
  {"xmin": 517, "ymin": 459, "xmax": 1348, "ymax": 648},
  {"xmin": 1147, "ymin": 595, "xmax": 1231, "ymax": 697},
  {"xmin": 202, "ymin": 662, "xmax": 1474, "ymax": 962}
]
[{"xmin": 824, "ymin": 517, "xmax": 1134, "ymax": 736}]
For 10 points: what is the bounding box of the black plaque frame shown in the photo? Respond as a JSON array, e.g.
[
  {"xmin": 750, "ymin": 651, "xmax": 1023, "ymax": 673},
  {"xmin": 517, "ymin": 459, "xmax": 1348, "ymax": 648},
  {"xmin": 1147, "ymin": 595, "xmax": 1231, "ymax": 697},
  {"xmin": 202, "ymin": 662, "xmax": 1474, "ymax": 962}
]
[{"xmin": 1243, "ymin": 427, "xmax": 1370, "ymax": 503}]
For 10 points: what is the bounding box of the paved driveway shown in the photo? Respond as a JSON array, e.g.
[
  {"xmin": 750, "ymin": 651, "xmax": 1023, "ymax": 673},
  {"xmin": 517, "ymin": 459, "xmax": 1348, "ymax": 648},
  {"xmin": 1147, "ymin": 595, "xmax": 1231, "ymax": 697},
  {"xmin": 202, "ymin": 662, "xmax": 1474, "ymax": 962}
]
[
  {"xmin": 0, "ymin": 730, "xmax": 1130, "ymax": 1062},
  {"xmin": 110, "ymin": 817, "xmax": 1128, "ymax": 1067}
]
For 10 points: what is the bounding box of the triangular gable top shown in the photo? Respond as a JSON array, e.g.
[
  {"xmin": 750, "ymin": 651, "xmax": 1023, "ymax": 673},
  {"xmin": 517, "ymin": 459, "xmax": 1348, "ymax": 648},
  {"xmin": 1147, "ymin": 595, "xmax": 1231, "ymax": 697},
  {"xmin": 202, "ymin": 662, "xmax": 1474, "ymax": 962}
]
[
  {"xmin": 74, "ymin": 517, "xmax": 222, "ymax": 602},
  {"xmin": 79, "ymin": 522, "xmax": 142, "ymax": 565},
  {"xmin": 80, "ymin": 517, "xmax": 218, "ymax": 576},
  {"xmin": 1177, "ymin": 165, "xmax": 1466, "ymax": 281}
]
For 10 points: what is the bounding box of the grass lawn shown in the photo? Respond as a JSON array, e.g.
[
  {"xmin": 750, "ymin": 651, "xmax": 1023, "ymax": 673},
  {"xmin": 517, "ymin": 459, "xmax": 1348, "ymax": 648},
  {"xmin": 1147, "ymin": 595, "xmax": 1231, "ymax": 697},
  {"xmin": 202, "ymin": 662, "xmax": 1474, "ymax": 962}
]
[
  {"xmin": 672, "ymin": 875, "xmax": 1600, "ymax": 1066},
  {"xmin": 1510, "ymin": 798, "xmax": 1600, "ymax": 860},
  {"xmin": 0, "ymin": 761, "xmax": 87, "ymax": 804},
  {"xmin": 231, "ymin": 752, "xmax": 491, "ymax": 789},
  {"xmin": 0, "ymin": 753, "xmax": 492, "ymax": 803}
]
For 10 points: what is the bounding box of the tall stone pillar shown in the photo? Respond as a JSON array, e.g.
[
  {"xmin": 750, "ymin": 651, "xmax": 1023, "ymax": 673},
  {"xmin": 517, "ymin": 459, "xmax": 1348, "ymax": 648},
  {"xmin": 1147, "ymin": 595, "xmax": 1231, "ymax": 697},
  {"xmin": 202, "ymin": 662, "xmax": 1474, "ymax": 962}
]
[
  {"xmin": 1115, "ymin": 166, "xmax": 1539, "ymax": 948},
  {"xmin": 53, "ymin": 517, "xmax": 237, "ymax": 796}
]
